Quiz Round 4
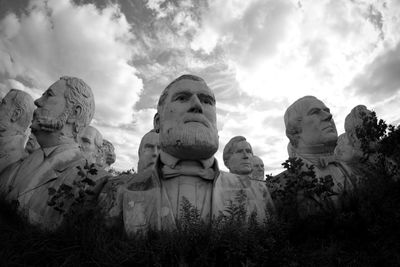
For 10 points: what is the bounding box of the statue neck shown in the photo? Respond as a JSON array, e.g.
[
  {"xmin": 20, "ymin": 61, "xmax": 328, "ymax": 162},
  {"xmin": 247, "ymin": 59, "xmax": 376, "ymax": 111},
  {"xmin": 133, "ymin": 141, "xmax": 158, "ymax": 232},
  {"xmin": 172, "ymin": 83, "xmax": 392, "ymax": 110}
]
[
  {"xmin": 34, "ymin": 130, "xmax": 75, "ymax": 148},
  {"xmin": 294, "ymin": 143, "xmax": 336, "ymax": 156}
]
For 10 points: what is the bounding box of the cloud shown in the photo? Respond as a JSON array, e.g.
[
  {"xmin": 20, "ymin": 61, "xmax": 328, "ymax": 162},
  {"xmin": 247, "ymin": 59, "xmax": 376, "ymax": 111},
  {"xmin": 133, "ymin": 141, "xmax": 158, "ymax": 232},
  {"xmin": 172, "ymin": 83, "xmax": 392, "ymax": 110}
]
[
  {"xmin": 0, "ymin": 0, "xmax": 142, "ymax": 126},
  {"xmin": 349, "ymin": 41, "xmax": 400, "ymax": 101}
]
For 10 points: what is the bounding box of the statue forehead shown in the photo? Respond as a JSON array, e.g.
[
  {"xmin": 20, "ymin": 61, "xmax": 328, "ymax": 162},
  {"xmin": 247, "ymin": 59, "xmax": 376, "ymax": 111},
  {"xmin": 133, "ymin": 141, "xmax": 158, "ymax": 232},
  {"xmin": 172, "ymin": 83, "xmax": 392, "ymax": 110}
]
[
  {"xmin": 142, "ymin": 131, "xmax": 159, "ymax": 145},
  {"xmin": 166, "ymin": 79, "xmax": 214, "ymax": 101},
  {"xmin": 297, "ymin": 97, "xmax": 326, "ymax": 112},
  {"xmin": 253, "ymin": 156, "xmax": 263, "ymax": 164},
  {"xmin": 81, "ymin": 126, "xmax": 98, "ymax": 139},
  {"xmin": 47, "ymin": 79, "xmax": 68, "ymax": 95},
  {"xmin": 233, "ymin": 140, "xmax": 252, "ymax": 151}
]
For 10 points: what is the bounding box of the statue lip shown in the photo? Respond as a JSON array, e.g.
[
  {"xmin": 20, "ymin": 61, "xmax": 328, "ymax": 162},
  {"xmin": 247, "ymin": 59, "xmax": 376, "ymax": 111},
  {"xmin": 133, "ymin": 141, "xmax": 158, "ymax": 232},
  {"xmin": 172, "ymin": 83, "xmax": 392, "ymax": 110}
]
[
  {"xmin": 183, "ymin": 115, "xmax": 210, "ymax": 127},
  {"xmin": 322, "ymin": 124, "xmax": 335, "ymax": 131}
]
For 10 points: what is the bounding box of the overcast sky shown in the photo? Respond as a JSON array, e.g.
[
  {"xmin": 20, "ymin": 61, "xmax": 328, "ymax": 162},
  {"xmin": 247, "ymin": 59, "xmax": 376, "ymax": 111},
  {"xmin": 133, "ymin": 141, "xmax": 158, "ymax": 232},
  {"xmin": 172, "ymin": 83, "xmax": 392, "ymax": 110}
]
[{"xmin": 0, "ymin": 0, "xmax": 399, "ymax": 174}]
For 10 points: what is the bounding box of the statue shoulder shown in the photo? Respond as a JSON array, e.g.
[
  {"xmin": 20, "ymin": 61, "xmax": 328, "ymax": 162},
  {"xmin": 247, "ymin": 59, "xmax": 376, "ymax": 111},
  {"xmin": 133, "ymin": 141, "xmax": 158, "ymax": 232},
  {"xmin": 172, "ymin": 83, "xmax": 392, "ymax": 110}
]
[{"xmin": 126, "ymin": 168, "xmax": 159, "ymax": 191}]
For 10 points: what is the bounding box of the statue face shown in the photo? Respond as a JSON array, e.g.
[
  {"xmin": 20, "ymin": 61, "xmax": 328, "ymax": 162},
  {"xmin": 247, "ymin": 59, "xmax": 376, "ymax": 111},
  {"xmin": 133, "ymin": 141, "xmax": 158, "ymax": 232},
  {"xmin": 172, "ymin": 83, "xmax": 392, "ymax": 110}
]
[
  {"xmin": 138, "ymin": 131, "xmax": 160, "ymax": 172},
  {"xmin": 31, "ymin": 79, "xmax": 68, "ymax": 133},
  {"xmin": 334, "ymin": 133, "xmax": 363, "ymax": 163},
  {"xmin": 105, "ymin": 148, "xmax": 116, "ymax": 166},
  {"xmin": 252, "ymin": 156, "xmax": 265, "ymax": 179},
  {"xmin": 26, "ymin": 133, "xmax": 40, "ymax": 153},
  {"xmin": 157, "ymin": 79, "xmax": 218, "ymax": 160},
  {"xmin": 297, "ymin": 98, "xmax": 337, "ymax": 148},
  {"xmin": 0, "ymin": 91, "xmax": 16, "ymax": 137},
  {"xmin": 227, "ymin": 140, "xmax": 253, "ymax": 175},
  {"xmin": 78, "ymin": 126, "xmax": 100, "ymax": 164}
]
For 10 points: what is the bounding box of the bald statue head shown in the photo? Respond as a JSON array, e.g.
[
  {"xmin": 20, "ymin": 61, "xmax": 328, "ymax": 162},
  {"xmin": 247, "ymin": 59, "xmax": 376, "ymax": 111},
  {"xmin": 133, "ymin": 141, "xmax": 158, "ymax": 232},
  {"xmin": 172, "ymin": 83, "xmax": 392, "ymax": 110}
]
[
  {"xmin": 154, "ymin": 74, "xmax": 218, "ymax": 160},
  {"xmin": 137, "ymin": 129, "xmax": 160, "ymax": 173},
  {"xmin": 0, "ymin": 89, "xmax": 35, "ymax": 138},
  {"xmin": 102, "ymin": 139, "xmax": 116, "ymax": 167},
  {"xmin": 31, "ymin": 76, "xmax": 95, "ymax": 148},
  {"xmin": 251, "ymin": 155, "xmax": 265, "ymax": 180},
  {"xmin": 223, "ymin": 136, "xmax": 253, "ymax": 175},
  {"xmin": 284, "ymin": 96, "xmax": 338, "ymax": 152},
  {"xmin": 78, "ymin": 125, "xmax": 103, "ymax": 165}
]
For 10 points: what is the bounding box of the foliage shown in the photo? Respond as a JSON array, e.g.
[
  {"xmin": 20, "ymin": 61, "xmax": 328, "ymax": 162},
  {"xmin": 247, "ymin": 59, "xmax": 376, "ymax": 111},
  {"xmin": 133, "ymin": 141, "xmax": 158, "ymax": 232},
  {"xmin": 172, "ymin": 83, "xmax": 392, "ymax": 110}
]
[
  {"xmin": 268, "ymin": 157, "xmax": 338, "ymax": 220},
  {"xmin": 47, "ymin": 160, "xmax": 98, "ymax": 215},
  {"xmin": 2, "ymin": 112, "xmax": 400, "ymax": 265}
]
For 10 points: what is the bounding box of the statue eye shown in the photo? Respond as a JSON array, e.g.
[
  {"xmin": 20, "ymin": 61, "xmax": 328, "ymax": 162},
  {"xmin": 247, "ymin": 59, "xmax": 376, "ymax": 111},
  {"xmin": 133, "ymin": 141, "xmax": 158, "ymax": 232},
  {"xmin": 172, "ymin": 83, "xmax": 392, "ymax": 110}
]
[{"xmin": 174, "ymin": 94, "xmax": 189, "ymax": 102}]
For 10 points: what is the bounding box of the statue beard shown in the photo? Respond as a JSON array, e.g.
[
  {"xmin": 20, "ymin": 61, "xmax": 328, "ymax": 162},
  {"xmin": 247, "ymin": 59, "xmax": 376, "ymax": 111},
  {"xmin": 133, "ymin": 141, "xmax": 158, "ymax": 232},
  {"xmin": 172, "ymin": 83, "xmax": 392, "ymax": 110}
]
[
  {"xmin": 31, "ymin": 108, "xmax": 70, "ymax": 133},
  {"xmin": 160, "ymin": 123, "xmax": 219, "ymax": 160}
]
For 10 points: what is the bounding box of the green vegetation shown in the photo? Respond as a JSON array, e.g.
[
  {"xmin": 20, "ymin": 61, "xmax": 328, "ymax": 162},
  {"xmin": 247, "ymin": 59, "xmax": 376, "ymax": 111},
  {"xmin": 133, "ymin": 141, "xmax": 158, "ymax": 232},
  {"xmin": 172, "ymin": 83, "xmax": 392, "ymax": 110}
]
[{"xmin": 1, "ymin": 113, "xmax": 400, "ymax": 266}]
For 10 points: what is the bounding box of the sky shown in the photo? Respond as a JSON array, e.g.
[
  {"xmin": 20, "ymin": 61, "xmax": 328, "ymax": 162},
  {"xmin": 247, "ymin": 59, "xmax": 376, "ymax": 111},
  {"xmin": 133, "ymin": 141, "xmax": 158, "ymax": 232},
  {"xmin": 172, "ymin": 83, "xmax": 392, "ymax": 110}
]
[{"xmin": 0, "ymin": 0, "xmax": 399, "ymax": 174}]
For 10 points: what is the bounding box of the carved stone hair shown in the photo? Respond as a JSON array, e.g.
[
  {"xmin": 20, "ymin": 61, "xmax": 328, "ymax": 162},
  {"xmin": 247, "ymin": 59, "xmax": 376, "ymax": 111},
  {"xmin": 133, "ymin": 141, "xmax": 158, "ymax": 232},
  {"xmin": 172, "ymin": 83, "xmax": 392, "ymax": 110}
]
[
  {"xmin": 156, "ymin": 74, "xmax": 208, "ymax": 113},
  {"xmin": 102, "ymin": 139, "xmax": 115, "ymax": 153},
  {"xmin": 60, "ymin": 76, "xmax": 95, "ymax": 137},
  {"xmin": 344, "ymin": 105, "xmax": 370, "ymax": 146},
  {"xmin": 284, "ymin": 95, "xmax": 318, "ymax": 148},
  {"xmin": 8, "ymin": 89, "xmax": 35, "ymax": 133},
  {"xmin": 138, "ymin": 129, "xmax": 158, "ymax": 157},
  {"xmin": 102, "ymin": 139, "xmax": 116, "ymax": 165},
  {"xmin": 344, "ymin": 105, "xmax": 369, "ymax": 134},
  {"xmin": 223, "ymin": 136, "xmax": 252, "ymax": 167}
]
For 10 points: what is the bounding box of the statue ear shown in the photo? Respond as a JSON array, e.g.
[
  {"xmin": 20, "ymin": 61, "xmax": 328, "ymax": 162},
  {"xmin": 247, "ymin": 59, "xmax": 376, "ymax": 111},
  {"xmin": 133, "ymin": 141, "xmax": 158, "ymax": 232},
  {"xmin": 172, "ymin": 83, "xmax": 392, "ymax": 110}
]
[
  {"xmin": 11, "ymin": 108, "xmax": 22, "ymax": 122},
  {"xmin": 67, "ymin": 105, "xmax": 82, "ymax": 123},
  {"xmin": 153, "ymin": 113, "xmax": 160, "ymax": 133}
]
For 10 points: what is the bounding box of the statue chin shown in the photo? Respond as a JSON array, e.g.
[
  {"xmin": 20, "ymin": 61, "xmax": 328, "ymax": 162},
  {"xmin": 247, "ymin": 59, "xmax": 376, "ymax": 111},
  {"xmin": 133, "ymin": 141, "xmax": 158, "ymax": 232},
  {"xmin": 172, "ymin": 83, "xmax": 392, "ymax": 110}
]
[{"xmin": 160, "ymin": 124, "xmax": 218, "ymax": 160}]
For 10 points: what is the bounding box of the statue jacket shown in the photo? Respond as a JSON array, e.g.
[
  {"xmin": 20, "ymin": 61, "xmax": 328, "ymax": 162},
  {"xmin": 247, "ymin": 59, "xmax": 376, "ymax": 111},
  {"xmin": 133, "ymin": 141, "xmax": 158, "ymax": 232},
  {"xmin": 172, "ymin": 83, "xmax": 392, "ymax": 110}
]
[
  {"xmin": 100, "ymin": 153, "xmax": 275, "ymax": 235},
  {"xmin": 272, "ymin": 151, "xmax": 356, "ymax": 217},
  {"xmin": 1, "ymin": 142, "xmax": 109, "ymax": 230},
  {"xmin": 0, "ymin": 135, "xmax": 28, "ymax": 174}
]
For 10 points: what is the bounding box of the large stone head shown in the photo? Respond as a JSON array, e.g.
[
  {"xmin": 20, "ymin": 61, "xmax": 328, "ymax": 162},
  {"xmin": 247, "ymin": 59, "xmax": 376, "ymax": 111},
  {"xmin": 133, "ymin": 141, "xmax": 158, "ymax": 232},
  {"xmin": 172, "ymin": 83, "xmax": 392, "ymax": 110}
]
[
  {"xmin": 137, "ymin": 129, "xmax": 160, "ymax": 173},
  {"xmin": 31, "ymin": 76, "xmax": 95, "ymax": 147},
  {"xmin": 344, "ymin": 105, "xmax": 373, "ymax": 150},
  {"xmin": 153, "ymin": 74, "xmax": 218, "ymax": 160},
  {"xmin": 78, "ymin": 125, "xmax": 103, "ymax": 165},
  {"xmin": 251, "ymin": 155, "xmax": 265, "ymax": 180},
  {"xmin": 284, "ymin": 96, "xmax": 337, "ymax": 151},
  {"xmin": 102, "ymin": 139, "xmax": 116, "ymax": 167},
  {"xmin": 223, "ymin": 136, "xmax": 253, "ymax": 175},
  {"xmin": 0, "ymin": 89, "xmax": 34, "ymax": 137}
]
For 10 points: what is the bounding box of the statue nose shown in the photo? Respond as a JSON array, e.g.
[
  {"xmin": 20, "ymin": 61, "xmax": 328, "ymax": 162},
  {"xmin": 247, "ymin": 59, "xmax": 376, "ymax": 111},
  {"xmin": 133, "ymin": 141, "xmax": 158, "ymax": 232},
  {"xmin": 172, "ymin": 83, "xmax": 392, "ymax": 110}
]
[
  {"xmin": 34, "ymin": 97, "xmax": 43, "ymax": 107},
  {"xmin": 188, "ymin": 96, "xmax": 203, "ymax": 113},
  {"xmin": 322, "ymin": 110, "xmax": 332, "ymax": 121}
]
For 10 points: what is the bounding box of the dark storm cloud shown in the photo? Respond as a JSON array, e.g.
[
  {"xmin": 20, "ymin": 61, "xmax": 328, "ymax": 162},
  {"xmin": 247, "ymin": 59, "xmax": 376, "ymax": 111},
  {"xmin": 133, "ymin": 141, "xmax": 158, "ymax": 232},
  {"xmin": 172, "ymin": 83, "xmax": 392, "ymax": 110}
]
[{"xmin": 349, "ymin": 42, "xmax": 400, "ymax": 100}]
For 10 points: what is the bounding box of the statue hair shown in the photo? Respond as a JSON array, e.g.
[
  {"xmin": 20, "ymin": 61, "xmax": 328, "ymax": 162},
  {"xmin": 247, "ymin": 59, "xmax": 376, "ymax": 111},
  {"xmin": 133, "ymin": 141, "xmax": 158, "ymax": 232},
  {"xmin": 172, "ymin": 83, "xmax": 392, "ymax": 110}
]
[
  {"xmin": 284, "ymin": 95, "xmax": 319, "ymax": 148},
  {"xmin": 60, "ymin": 76, "xmax": 95, "ymax": 138},
  {"xmin": 223, "ymin": 136, "xmax": 252, "ymax": 167},
  {"xmin": 8, "ymin": 89, "xmax": 35, "ymax": 133}
]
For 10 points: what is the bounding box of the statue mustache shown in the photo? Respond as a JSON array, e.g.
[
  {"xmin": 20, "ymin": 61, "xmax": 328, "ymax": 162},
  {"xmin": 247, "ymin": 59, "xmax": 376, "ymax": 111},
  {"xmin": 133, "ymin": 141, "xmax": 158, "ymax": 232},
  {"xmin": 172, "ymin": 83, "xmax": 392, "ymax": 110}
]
[{"xmin": 182, "ymin": 114, "xmax": 212, "ymax": 128}]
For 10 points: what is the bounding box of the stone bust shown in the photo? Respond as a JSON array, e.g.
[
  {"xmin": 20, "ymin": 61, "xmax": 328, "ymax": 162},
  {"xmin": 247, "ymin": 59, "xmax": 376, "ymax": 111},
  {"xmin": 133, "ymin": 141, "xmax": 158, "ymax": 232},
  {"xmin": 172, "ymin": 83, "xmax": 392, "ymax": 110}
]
[
  {"xmin": 102, "ymin": 139, "xmax": 116, "ymax": 168},
  {"xmin": 344, "ymin": 105, "xmax": 374, "ymax": 156},
  {"xmin": 3, "ymin": 76, "xmax": 98, "ymax": 230},
  {"xmin": 251, "ymin": 155, "xmax": 265, "ymax": 180},
  {"xmin": 0, "ymin": 89, "xmax": 35, "ymax": 173},
  {"xmin": 223, "ymin": 136, "xmax": 253, "ymax": 175},
  {"xmin": 137, "ymin": 129, "xmax": 160, "ymax": 173},
  {"xmin": 284, "ymin": 96, "xmax": 338, "ymax": 154},
  {"xmin": 281, "ymin": 95, "xmax": 354, "ymax": 216},
  {"xmin": 31, "ymin": 76, "xmax": 95, "ymax": 148},
  {"xmin": 154, "ymin": 75, "xmax": 219, "ymax": 160},
  {"xmin": 102, "ymin": 75, "xmax": 274, "ymax": 234},
  {"xmin": 78, "ymin": 125, "xmax": 103, "ymax": 165}
]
